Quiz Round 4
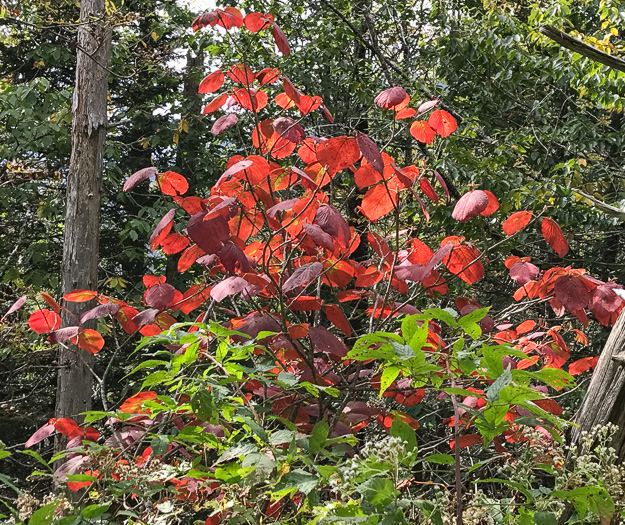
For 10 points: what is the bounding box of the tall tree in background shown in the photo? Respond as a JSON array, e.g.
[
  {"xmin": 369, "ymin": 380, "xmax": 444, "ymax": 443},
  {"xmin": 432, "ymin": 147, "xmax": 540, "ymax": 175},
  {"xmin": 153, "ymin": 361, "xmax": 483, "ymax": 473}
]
[{"xmin": 56, "ymin": 0, "xmax": 111, "ymax": 429}]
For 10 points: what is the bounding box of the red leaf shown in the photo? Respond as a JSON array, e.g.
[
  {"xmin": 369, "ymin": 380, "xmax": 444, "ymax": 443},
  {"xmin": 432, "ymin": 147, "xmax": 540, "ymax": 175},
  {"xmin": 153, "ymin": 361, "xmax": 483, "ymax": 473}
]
[
  {"xmin": 288, "ymin": 296, "xmax": 323, "ymax": 311},
  {"xmin": 316, "ymin": 136, "xmax": 360, "ymax": 175},
  {"xmin": 360, "ymin": 182, "xmax": 398, "ymax": 222},
  {"xmin": 256, "ymin": 67, "xmax": 281, "ymax": 85},
  {"xmin": 553, "ymin": 276, "xmax": 590, "ymax": 311},
  {"xmin": 54, "ymin": 418, "xmax": 82, "ymax": 439},
  {"xmin": 441, "ymin": 238, "xmax": 484, "ymax": 285},
  {"xmin": 233, "ymin": 88, "xmax": 268, "ymax": 112},
  {"xmin": 145, "ymin": 283, "xmax": 176, "ymax": 310},
  {"xmin": 409, "ymin": 120, "xmax": 436, "ymax": 144},
  {"xmin": 28, "ymin": 309, "xmax": 62, "ymax": 334},
  {"xmin": 503, "ymin": 211, "xmax": 533, "ymax": 236},
  {"xmin": 187, "ymin": 212, "xmax": 230, "ymax": 255},
  {"xmin": 116, "ymin": 306, "xmax": 140, "ymax": 334},
  {"xmin": 68, "ymin": 470, "xmax": 98, "ymax": 491},
  {"xmin": 450, "ymin": 434, "xmax": 483, "ymax": 449},
  {"xmin": 161, "ymin": 232, "xmax": 190, "ymax": 255},
  {"xmin": 198, "ymin": 69, "xmax": 224, "ymax": 93},
  {"xmin": 211, "ymin": 114, "xmax": 238, "ymax": 136},
  {"xmin": 395, "ymin": 107, "xmax": 416, "ymax": 120},
  {"xmin": 1, "ymin": 294, "xmax": 27, "ymax": 321},
  {"xmin": 480, "ymin": 190, "xmax": 499, "ymax": 216},
  {"xmin": 542, "ymin": 218, "xmax": 569, "ymax": 257},
  {"xmin": 202, "ymin": 93, "xmax": 228, "ymax": 114},
  {"xmin": 429, "ymin": 109, "xmax": 457, "ymax": 137},
  {"xmin": 119, "ymin": 391, "xmax": 157, "ymax": 414},
  {"xmin": 149, "ymin": 209, "xmax": 176, "ymax": 250},
  {"xmin": 283, "ymin": 262, "xmax": 324, "ymax": 294},
  {"xmin": 73, "ymin": 329, "xmax": 105, "ymax": 354},
  {"xmin": 63, "ymin": 290, "xmax": 97, "ymax": 302},
  {"xmin": 157, "ymin": 171, "xmax": 188, "ymax": 197},
  {"xmin": 227, "ymin": 63, "xmax": 255, "ymax": 85},
  {"xmin": 451, "ymin": 190, "xmax": 489, "ymax": 222},
  {"xmin": 419, "ymin": 177, "xmax": 439, "ymax": 203},
  {"xmin": 374, "ymin": 86, "xmax": 408, "ymax": 110},
  {"xmin": 282, "ymin": 77, "xmax": 301, "ymax": 105},
  {"xmin": 244, "ymin": 12, "xmax": 273, "ymax": 32},
  {"xmin": 272, "ymin": 22, "xmax": 290, "ymax": 55},
  {"xmin": 356, "ymin": 133, "xmax": 384, "ymax": 175},
  {"xmin": 25, "ymin": 422, "xmax": 56, "ymax": 448},
  {"xmin": 589, "ymin": 283, "xmax": 624, "ymax": 323},
  {"xmin": 48, "ymin": 327, "xmax": 80, "ymax": 344},
  {"xmin": 325, "ymin": 304, "xmax": 352, "ymax": 337},
  {"xmin": 192, "ymin": 11, "xmax": 218, "ymax": 31},
  {"xmin": 569, "ymin": 356, "xmax": 600, "ymax": 376},
  {"xmin": 303, "ymin": 223, "xmax": 334, "ymax": 251},
  {"xmin": 123, "ymin": 167, "xmax": 157, "ymax": 192}
]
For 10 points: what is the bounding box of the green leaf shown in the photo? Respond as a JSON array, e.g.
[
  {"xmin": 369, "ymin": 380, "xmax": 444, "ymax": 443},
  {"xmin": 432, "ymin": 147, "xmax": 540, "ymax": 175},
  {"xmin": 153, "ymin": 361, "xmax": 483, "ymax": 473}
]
[
  {"xmin": 534, "ymin": 511, "xmax": 557, "ymax": 525},
  {"xmin": 28, "ymin": 503, "xmax": 56, "ymax": 525},
  {"xmin": 380, "ymin": 366, "xmax": 400, "ymax": 397},
  {"xmin": 357, "ymin": 477, "xmax": 395, "ymax": 507},
  {"xmin": 269, "ymin": 430, "xmax": 294, "ymax": 445},
  {"xmin": 423, "ymin": 453, "xmax": 455, "ymax": 465},
  {"xmin": 0, "ymin": 474, "xmax": 22, "ymax": 495},
  {"xmin": 191, "ymin": 388, "xmax": 215, "ymax": 422},
  {"xmin": 282, "ymin": 469, "xmax": 319, "ymax": 495},
  {"xmin": 310, "ymin": 420, "xmax": 329, "ymax": 453},
  {"xmin": 390, "ymin": 418, "xmax": 417, "ymax": 455},
  {"xmin": 421, "ymin": 308, "xmax": 457, "ymax": 327},
  {"xmin": 478, "ymin": 478, "xmax": 534, "ymax": 502},
  {"xmin": 486, "ymin": 366, "xmax": 512, "ymax": 402},
  {"xmin": 20, "ymin": 450, "xmax": 52, "ymax": 472},
  {"xmin": 81, "ymin": 502, "xmax": 111, "ymax": 519},
  {"xmin": 552, "ymin": 486, "xmax": 614, "ymax": 520}
]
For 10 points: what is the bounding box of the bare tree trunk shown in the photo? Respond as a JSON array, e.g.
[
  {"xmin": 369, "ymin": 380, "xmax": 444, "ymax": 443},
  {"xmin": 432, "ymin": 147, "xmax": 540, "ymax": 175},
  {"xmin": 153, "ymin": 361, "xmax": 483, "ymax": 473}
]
[
  {"xmin": 56, "ymin": 0, "xmax": 111, "ymax": 437},
  {"xmin": 559, "ymin": 309, "xmax": 625, "ymax": 523}
]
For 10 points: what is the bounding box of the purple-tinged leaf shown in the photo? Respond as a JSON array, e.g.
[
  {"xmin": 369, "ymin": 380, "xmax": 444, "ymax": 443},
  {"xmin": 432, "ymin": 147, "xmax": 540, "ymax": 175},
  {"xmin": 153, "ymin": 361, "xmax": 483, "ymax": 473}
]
[
  {"xmin": 309, "ymin": 326, "xmax": 348, "ymax": 358},
  {"xmin": 356, "ymin": 133, "xmax": 384, "ymax": 175},
  {"xmin": 1, "ymin": 295, "xmax": 26, "ymax": 322},
  {"xmin": 48, "ymin": 326, "xmax": 81, "ymax": 344},
  {"xmin": 219, "ymin": 241, "xmax": 252, "ymax": 274},
  {"xmin": 509, "ymin": 261, "xmax": 539, "ymax": 286},
  {"xmin": 267, "ymin": 198, "xmax": 298, "ymax": 218},
  {"xmin": 434, "ymin": 171, "xmax": 450, "ymax": 201},
  {"xmin": 273, "ymin": 117, "xmax": 305, "ymax": 143},
  {"xmin": 131, "ymin": 308, "xmax": 159, "ymax": 327},
  {"xmin": 81, "ymin": 303, "xmax": 121, "ymax": 324},
  {"xmin": 211, "ymin": 276, "xmax": 250, "ymax": 303},
  {"xmin": 451, "ymin": 190, "xmax": 489, "ymax": 222},
  {"xmin": 216, "ymin": 159, "xmax": 254, "ymax": 185},
  {"xmin": 123, "ymin": 167, "xmax": 157, "ymax": 192},
  {"xmin": 187, "ymin": 212, "xmax": 230, "ymax": 255},
  {"xmin": 315, "ymin": 205, "xmax": 350, "ymax": 248},
  {"xmin": 417, "ymin": 99, "xmax": 439, "ymax": 113},
  {"xmin": 211, "ymin": 114, "xmax": 238, "ymax": 136},
  {"xmin": 283, "ymin": 262, "xmax": 324, "ymax": 294},
  {"xmin": 145, "ymin": 283, "xmax": 176, "ymax": 310},
  {"xmin": 25, "ymin": 422, "xmax": 55, "ymax": 448},
  {"xmin": 149, "ymin": 209, "xmax": 176, "ymax": 246},
  {"xmin": 374, "ymin": 86, "xmax": 407, "ymax": 110},
  {"xmin": 302, "ymin": 223, "xmax": 334, "ymax": 251},
  {"xmin": 553, "ymin": 276, "xmax": 590, "ymax": 311}
]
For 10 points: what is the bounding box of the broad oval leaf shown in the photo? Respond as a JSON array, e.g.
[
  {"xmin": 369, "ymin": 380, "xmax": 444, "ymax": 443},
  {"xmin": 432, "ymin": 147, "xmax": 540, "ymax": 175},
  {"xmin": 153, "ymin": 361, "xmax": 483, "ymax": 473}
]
[
  {"xmin": 123, "ymin": 167, "xmax": 157, "ymax": 192},
  {"xmin": 211, "ymin": 113, "xmax": 238, "ymax": 136},
  {"xmin": 28, "ymin": 309, "xmax": 62, "ymax": 334},
  {"xmin": 145, "ymin": 283, "xmax": 176, "ymax": 310},
  {"xmin": 283, "ymin": 262, "xmax": 324, "ymax": 294},
  {"xmin": 542, "ymin": 217, "xmax": 569, "ymax": 258},
  {"xmin": 198, "ymin": 69, "xmax": 224, "ymax": 94},
  {"xmin": 452, "ymin": 190, "xmax": 489, "ymax": 222},
  {"xmin": 503, "ymin": 211, "xmax": 533, "ymax": 236},
  {"xmin": 429, "ymin": 109, "xmax": 457, "ymax": 137}
]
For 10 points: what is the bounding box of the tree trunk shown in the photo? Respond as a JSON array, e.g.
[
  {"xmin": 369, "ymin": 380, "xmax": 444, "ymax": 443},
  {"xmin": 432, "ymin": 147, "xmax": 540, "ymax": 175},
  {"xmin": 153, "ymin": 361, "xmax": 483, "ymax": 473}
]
[
  {"xmin": 570, "ymin": 309, "xmax": 625, "ymax": 458},
  {"xmin": 56, "ymin": 0, "xmax": 111, "ymax": 434},
  {"xmin": 558, "ymin": 309, "xmax": 625, "ymax": 523}
]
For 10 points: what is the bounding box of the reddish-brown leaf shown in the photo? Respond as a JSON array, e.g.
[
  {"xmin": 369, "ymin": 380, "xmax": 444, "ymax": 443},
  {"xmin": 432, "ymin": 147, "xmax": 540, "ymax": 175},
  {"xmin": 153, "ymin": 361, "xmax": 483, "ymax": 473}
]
[
  {"xmin": 81, "ymin": 303, "xmax": 120, "ymax": 324},
  {"xmin": 272, "ymin": 22, "xmax": 290, "ymax": 55},
  {"xmin": 553, "ymin": 276, "xmax": 590, "ymax": 311},
  {"xmin": 325, "ymin": 304, "xmax": 352, "ymax": 337},
  {"xmin": 374, "ymin": 86, "xmax": 408, "ymax": 110},
  {"xmin": 542, "ymin": 217, "xmax": 569, "ymax": 257},
  {"xmin": 509, "ymin": 261, "xmax": 539, "ymax": 286},
  {"xmin": 356, "ymin": 132, "xmax": 384, "ymax": 175},
  {"xmin": 40, "ymin": 292, "xmax": 61, "ymax": 314},
  {"xmin": 187, "ymin": 212, "xmax": 230, "ymax": 255},
  {"xmin": 450, "ymin": 434, "xmax": 483, "ymax": 449},
  {"xmin": 272, "ymin": 117, "xmax": 305, "ymax": 143},
  {"xmin": 145, "ymin": 283, "xmax": 176, "ymax": 310},
  {"xmin": 48, "ymin": 326, "xmax": 81, "ymax": 344},
  {"xmin": 283, "ymin": 262, "xmax": 324, "ymax": 294}
]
